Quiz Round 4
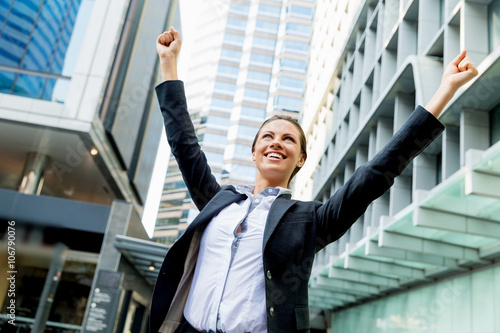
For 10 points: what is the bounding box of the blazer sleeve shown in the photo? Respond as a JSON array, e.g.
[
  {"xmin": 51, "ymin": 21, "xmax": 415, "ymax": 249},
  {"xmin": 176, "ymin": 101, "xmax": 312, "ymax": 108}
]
[
  {"xmin": 155, "ymin": 80, "xmax": 221, "ymax": 211},
  {"xmin": 315, "ymin": 105, "xmax": 445, "ymax": 249}
]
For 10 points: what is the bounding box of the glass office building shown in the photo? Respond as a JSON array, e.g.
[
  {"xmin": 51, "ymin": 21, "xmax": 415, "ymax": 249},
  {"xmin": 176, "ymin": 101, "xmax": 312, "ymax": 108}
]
[{"xmin": 154, "ymin": 0, "xmax": 314, "ymax": 245}]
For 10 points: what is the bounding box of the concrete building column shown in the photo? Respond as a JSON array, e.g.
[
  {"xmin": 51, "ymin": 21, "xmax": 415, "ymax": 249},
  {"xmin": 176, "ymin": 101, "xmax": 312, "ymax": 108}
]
[{"xmin": 18, "ymin": 152, "xmax": 47, "ymax": 194}]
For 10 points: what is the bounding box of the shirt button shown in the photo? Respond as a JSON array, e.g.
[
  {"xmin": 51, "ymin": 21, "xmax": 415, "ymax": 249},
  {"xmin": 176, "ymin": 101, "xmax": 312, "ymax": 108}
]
[
  {"xmin": 268, "ymin": 306, "xmax": 275, "ymax": 317},
  {"xmin": 255, "ymin": 199, "xmax": 260, "ymax": 203},
  {"xmin": 266, "ymin": 270, "xmax": 272, "ymax": 280},
  {"xmin": 268, "ymin": 189, "xmax": 273, "ymax": 193}
]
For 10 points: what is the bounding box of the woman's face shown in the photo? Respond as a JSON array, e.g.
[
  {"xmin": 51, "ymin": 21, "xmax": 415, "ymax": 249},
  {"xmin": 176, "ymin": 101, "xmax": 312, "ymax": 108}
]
[{"xmin": 252, "ymin": 119, "xmax": 306, "ymax": 184}]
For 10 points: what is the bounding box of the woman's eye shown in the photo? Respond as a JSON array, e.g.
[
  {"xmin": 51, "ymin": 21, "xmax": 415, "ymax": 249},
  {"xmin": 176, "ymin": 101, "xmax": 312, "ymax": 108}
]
[
  {"xmin": 263, "ymin": 134, "xmax": 272, "ymax": 138},
  {"xmin": 285, "ymin": 137, "xmax": 294, "ymax": 142}
]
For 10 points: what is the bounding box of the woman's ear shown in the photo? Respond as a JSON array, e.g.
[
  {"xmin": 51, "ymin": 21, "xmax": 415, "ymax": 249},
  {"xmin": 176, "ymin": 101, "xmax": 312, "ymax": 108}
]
[
  {"xmin": 297, "ymin": 153, "xmax": 306, "ymax": 167},
  {"xmin": 252, "ymin": 151, "xmax": 256, "ymax": 161}
]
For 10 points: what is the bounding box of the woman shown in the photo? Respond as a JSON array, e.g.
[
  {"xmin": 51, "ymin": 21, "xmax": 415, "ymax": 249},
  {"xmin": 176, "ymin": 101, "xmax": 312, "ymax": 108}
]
[{"xmin": 150, "ymin": 27, "xmax": 478, "ymax": 333}]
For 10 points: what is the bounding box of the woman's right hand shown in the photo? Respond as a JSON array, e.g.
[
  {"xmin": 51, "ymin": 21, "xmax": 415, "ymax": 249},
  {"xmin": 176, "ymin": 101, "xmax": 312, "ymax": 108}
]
[
  {"xmin": 156, "ymin": 27, "xmax": 181, "ymax": 60},
  {"xmin": 157, "ymin": 27, "xmax": 181, "ymax": 81}
]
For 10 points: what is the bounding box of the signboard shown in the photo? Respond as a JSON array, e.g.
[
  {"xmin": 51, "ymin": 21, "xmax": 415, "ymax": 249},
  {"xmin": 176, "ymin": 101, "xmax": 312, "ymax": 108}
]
[{"xmin": 83, "ymin": 270, "xmax": 123, "ymax": 333}]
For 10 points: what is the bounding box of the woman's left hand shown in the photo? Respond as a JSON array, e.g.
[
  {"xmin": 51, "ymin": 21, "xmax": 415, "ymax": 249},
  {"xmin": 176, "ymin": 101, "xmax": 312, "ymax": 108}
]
[
  {"xmin": 441, "ymin": 50, "xmax": 478, "ymax": 93},
  {"xmin": 425, "ymin": 50, "xmax": 478, "ymax": 118}
]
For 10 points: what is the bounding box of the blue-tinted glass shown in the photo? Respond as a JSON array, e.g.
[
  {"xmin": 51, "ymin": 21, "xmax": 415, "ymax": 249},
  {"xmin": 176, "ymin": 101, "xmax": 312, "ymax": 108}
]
[
  {"xmin": 223, "ymin": 32, "xmax": 244, "ymax": 46},
  {"xmin": 237, "ymin": 124, "xmax": 259, "ymax": 140},
  {"xmin": 241, "ymin": 106, "xmax": 266, "ymax": 119},
  {"xmin": 280, "ymin": 58, "xmax": 306, "ymax": 72},
  {"xmin": 0, "ymin": 71, "xmax": 15, "ymax": 93},
  {"xmin": 285, "ymin": 22, "xmax": 311, "ymax": 36},
  {"xmin": 278, "ymin": 77, "xmax": 304, "ymax": 90},
  {"xmin": 489, "ymin": 0, "xmax": 500, "ymax": 51},
  {"xmin": 234, "ymin": 143, "xmax": 251, "ymax": 155},
  {"xmin": 253, "ymin": 36, "xmax": 276, "ymax": 49},
  {"xmin": 255, "ymin": 20, "xmax": 279, "ymax": 32},
  {"xmin": 203, "ymin": 133, "xmax": 228, "ymax": 148},
  {"xmin": 247, "ymin": 70, "xmax": 271, "ymax": 83},
  {"xmin": 258, "ymin": 4, "xmax": 281, "ymax": 16},
  {"xmin": 282, "ymin": 40, "xmax": 308, "ymax": 53},
  {"xmin": 42, "ymin": 78, "xmax": 56, "ymax": 100},
  {"xmin": 274, "ymin": 96, "xmax": 301, "ymax": 111},
  {"xmin": 249, "ymin": 53, "xmax": 274, "ymax": 66},
  {"xmin": 244, "ymin": 88, "xmax": 268, "ymax": 101},
  {"xmin": 229, "ymin": 2, "xmax": 249, "ymax": 14},
  {"xmin": 287, "ymin": 5, "xmax": 313, "ymax": 18},
  {"xmin": 206, "ymin": 115, "xmax": 231, "ymax": 128},
  {"xmin": 214, "ymin": 80, "xmax": 236, "ymax": 92},
  {"xmin": 227, "ymin": 17, "xmax": 246, "ymax": 30},
  {"xmin": 0, "ymin": 26, "xmax": 28, "ymax": 66},
  {"xmin": 203, "ymin": 151, "xmax": 224, "ymax": 165},
  {"xmin": 13, "ymin": 73, "xmax": 44, "ymax": 98},
  {"xmin": 211, "ymin": 97, "xmax": 233, "ymax": 110},
  {"xmin": 231, "ymin": 164, "xmax": 256, "ymax": 179},
  {"xmin": 218, "ymin": 64, "xmax": 239, "ymax": 77},
  {"xmin": 0, "ymin": 0, "xmax": 88, "ymax": 101},
  {"xmin": 221, "ymin": 48, "xmax": 242, "ymax": 61}
]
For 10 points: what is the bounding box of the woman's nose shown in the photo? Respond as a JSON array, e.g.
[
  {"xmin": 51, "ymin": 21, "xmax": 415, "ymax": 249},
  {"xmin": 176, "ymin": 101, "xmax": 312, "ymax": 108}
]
[{"xmin": 269, "ymin": 140, "xmax": 283, "ymax": 148}]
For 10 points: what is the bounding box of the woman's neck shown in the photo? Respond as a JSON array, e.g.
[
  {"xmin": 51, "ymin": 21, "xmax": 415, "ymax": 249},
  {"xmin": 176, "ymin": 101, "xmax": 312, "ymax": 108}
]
[{"xmin": 253, "ymin": 178, "xmax": 288, "ymax": 195}]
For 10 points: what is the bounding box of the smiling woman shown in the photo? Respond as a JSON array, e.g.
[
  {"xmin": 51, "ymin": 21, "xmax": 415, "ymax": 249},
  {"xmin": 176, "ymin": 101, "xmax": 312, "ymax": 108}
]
[{"xmin": 150, "ymin": 28, "xmax": 478, "ymax": 333}]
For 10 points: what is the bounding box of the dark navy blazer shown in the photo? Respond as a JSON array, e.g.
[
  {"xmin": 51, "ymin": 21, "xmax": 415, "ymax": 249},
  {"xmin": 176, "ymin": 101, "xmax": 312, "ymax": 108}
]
[{"xmin": 150, "ymin": 80, "xmax": 445, "ymax": 333}]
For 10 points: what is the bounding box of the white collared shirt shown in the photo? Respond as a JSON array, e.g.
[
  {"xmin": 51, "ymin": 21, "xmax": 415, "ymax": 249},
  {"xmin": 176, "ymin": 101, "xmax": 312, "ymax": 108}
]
[{"xmin": 184, "ymin": 185, "xmax": 292, "ymax": 333}]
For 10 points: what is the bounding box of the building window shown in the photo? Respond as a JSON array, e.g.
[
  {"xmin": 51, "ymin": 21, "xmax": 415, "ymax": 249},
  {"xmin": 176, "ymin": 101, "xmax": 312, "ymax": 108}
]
[
  {"xmin": 217, "ymin": 64, "xmax": 239, "ymax": 78},
  {"xmin": 229, "ymin": 2, "xmax": 250, "ymax": 14},
  {"xmin": 240, "ymin": 106, "xmax": 266, "ymax": 120},
  {"xmin": 279, "ymin": 58, "xmax": 307, "ymax": 72},
  {"xmin": 286, "ymin": 5, "xmax": 313, "ymax": 19},
  {"xmin": 244, "ymin": 87, "xmax": 269, "ymax": 101},
  {"xmin": 203, "ymin": 114, "xmax": 231, "ymax": 129},
  {"xmin": 231, "ymin": 164, "xmax": 257, "ymax": 181},
  {"xmin": 203, "ymin": 151, "xmax": 224, "ymax": 167},
  {"xmin": 247, "ymin": 70, "xmax": 271, "ymax": 83},
  {"xmin": 253, "ymin": 36, "xmax": 277, "ymax": 50},
  {"xmin": 227, "ymin": 17, "xmax": 247, "ymax": 30},
  {"xmin": 221, "ymin": 48, "xmax": 242, "ymax": 61},
  {"xmin": 214, "ymin": 80, "xmax": 237, "ymax": 94},
  {"xmin": 0, "ymin": 0, "xmax": 94, "ymax": 101},
  {"xmin": 489, "ymin": 0, "xmax": 500, "ymax": 52},
  {"xmin": 285, "ymin": 22, "xmax": 311, "ymax": 36},
  {"xmin": 237, "ymin": 124, "xmax": 259, "ymax": 140},
  {"xmin": 249, "ymin": 53, "xmax": 274, "ymax": 66},
  {"xmin": 211, "ymin": 97, "xmax": 233, "ymax": 111},
  {"xmin": 255, "ymin": 20, "xmax": 279, "ymax": 33},
  {"xmin": 258, "ymin": 4, "xmax": 281, "ymax": 17},
  {"xmin": 491, "ymin": 104, "xmax": 500, "ymax": 146},
  {"xmin": 223, "ymin": 32, "xmax": 245, "ymax": 46},
  {"xmin": 234, "ymin": 143, "xmax": 253, "ymax": 160},
  {"xmin": 282, "ymin": 40, "xmax": 309, "ymax": 54},
  {"xmin": 203, "ymin": 133, "xmax": 228, "ymax": 148},
  {"xmin": 273, "ymin": 95, "xmax": 302, "ymax": 111},
  {"xmin": 277, "ymin": 77, "xmax": 304, "ymax": 91}
]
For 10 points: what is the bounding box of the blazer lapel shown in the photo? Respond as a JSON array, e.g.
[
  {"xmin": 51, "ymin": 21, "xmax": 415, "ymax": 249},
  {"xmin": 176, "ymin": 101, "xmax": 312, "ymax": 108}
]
[
  {"xmin": 183, "ymin": 187, "xmax": 247, "ymax": 237},
  {"xmin": 262, "ymin": 197, "xmax": 296, "ymax": 251}
]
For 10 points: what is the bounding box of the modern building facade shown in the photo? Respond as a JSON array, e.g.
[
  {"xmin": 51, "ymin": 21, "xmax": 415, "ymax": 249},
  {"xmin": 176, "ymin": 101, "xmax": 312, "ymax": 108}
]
[
  {"xmin": 298, "ymin": 0, "xmax": 500, "ymax": 331},
  {"xmin": 154, "ymin": 0, "xmax": 314, "ymax": 245},
  {"xmin": 0, "ymin": 0, "xmax": 179, "ymax": 331}
]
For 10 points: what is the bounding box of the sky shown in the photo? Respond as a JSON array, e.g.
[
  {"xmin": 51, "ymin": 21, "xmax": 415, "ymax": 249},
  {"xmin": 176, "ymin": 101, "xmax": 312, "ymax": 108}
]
[{"xmin": 141, "ymin": 0, "xmax": 202, "ymax": 237}]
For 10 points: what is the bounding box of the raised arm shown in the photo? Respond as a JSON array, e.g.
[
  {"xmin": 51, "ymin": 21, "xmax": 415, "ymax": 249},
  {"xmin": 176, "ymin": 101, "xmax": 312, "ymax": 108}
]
[
  {"xmin": 156, "ymin": 28, "xmax": 221, "ymax": 210},
  {"xmin": 315, "ymin": 51, "xmax": 478, "ymax": 248}
]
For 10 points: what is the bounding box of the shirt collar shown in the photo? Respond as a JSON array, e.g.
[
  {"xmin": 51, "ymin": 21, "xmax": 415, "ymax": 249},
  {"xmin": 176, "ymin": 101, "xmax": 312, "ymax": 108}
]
[{"xmin": 235, "ymin": 184, "xmax": 292, "ymax": 199}]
